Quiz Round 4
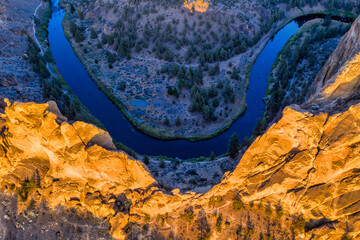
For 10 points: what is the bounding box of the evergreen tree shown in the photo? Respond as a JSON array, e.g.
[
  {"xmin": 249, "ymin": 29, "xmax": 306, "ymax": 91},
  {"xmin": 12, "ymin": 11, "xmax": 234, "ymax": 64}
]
[
  {"xmin": 70, "ymin": 21, "xmax": 77, "ymax": 36},
  {"xmin": 175, "ymin": 117, "xmax": 181, "ymax": 126},
  {"xmin": 210, "ymin": 151, "xmax": 215, "ymax": 161},
  {"xmin": 97, "ymin": 41, "xmax": 102, "ymax": 49},
  {"xmin": 228, "ymin": 133, "xmax": 240, "ymax": 159},
  {"xmin": 75, "ymin": 29, "xmax": 85, "ymax": 42},
  {"xmin": 231, "ymin": 67, "xmax": 240, "ymax": 80},
  {"xmin": 70, "ymin": 3, "xmax": 75, "ymax": 14},
  {"xmin": 164, "ymin": 117, "xmax": 170, "ymax": 126},
  {"xmin": 143, "ymin": 156, "xmax": 150, "ymax": 165},
  {"xmin": 90, "ymin": 28, "xmax": 97, "ymax": 39}
]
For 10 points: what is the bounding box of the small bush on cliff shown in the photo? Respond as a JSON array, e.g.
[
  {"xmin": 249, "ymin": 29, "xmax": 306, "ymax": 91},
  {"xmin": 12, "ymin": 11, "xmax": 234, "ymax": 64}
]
[
  {"xmin": 17, "ymin": 179, "xmax": 39, "ymax": 202},
  {"xmin": 180, "ymin": 209, "xmax": 194, "ymax": 223},
  {"xmin": 292, "ymin": 215, "xmax": 306, "ymax": 233},
  {"xmin": 216, "ymin": 214, "xmax": 223, "ymax": 232},
  {"xmin": 233, "ymin": 197, "xmax": 245, "ymax": 211},
  {"xmin": 144, "ymin": 214, "xmax": 150, "ymax": 222},
  {"xmin": 156, "ymin": 213, "xmax": 169, "ymax": 226},
  {"xmin": 341, "ymin": 235, "xmax": 354, "ymax": 240},
  {"xmin": 276, "ymin": 202, "xmax": 284, "ymax": 219},
  {"xmin": 246, "ymin": 228, "xmax": 255, "ymax": 238},
  {"xmin": 265, "ymin": 202, "xmax": 273, "ymax": 216},
  {"xmin": 208, "ymin": 196, "xmax": 223, "ymax": 208}
]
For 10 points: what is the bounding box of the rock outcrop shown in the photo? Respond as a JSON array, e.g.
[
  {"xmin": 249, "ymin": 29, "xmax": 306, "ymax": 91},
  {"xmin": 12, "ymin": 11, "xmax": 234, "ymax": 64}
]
[
  {"xmin": 1, "ymin": 50, "xmax": 360, "ymax": 237},
  {"xmin": 210, "ymin": 103, "xmax": 360, "ymax": 238},
  {"xmin": 0, "ymin": 100, "xmax": 157, "ymax": 239},
  {"xmin": 309, "ymin": 16, "xmax": 360, "ymax": 103}
]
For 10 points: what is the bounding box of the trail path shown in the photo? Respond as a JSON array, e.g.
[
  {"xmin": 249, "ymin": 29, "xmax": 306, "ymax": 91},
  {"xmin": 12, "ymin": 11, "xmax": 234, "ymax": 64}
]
[{"xmin": 33, "ymin": 0, "xmax": 43, "ymax": 54}]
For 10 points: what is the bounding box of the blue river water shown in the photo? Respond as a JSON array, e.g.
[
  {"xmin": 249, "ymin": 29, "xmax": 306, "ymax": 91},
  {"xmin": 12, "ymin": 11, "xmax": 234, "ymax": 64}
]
[{"xmin": 48, "ymin": 1, "xmax": 352, "ymax": 158}]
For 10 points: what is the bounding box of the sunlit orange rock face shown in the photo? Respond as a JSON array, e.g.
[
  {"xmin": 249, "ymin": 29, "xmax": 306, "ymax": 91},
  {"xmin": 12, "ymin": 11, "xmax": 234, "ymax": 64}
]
[
  {"xmin": 0, "ymin": 99, "xmax": 157, "ymax": 239},
  {"xmin": 309, "ymin": 16, "xmax": 360, "ymax": 99},
  {"xmin": 184, "ymin": 0, "xmax": 209, "ymax": 13}
]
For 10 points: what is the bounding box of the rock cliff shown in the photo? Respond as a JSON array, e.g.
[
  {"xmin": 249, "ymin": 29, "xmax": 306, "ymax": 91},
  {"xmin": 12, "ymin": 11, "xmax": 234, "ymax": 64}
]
[
  {"xmin": 309, "ymin": 16, "xmax": 360, "ymax": 106},
  {"xmin": 0, "ymin": 99, "xmax": 157, "ymax": 239}
]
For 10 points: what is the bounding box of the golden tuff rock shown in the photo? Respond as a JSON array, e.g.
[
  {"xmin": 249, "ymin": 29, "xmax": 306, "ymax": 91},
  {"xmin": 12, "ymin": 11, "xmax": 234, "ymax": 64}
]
[{"xmin": 184, "ymin": 0, "xmax": 209, "ymax": 13}]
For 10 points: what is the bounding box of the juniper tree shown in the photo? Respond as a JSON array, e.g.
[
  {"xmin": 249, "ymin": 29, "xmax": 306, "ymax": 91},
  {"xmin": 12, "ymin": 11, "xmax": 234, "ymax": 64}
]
[{"xmin": 228, "ymin": 133, "xmax": 240, "ymax": 159}]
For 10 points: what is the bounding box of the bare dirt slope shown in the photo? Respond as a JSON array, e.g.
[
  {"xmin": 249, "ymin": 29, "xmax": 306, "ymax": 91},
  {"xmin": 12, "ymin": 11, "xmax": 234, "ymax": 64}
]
[{"xmin": 0, "ymin": 0, "xmax": 44, "ymax": 103}]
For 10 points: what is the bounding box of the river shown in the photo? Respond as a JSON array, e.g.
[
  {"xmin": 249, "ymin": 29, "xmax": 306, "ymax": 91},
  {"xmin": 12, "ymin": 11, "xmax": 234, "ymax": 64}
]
[{"xmin": 48, "ymin": 1, "xmax": 352, "ymax": 158}]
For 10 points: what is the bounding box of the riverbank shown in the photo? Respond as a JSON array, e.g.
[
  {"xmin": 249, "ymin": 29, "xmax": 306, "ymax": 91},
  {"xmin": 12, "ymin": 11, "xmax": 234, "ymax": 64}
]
[
  {"xmin": 58, "ymin": 0, "xmax": 357, "ymax": 142},
  {"xmin": 259, "ymin": 16, "xmax": 353, "ymax": 136},
  {"xmin": 33, "ymin": 1, "xmax": 106, "ymax": 131},
  {"xmin": 57, "ymin": 0, "xmax": 287, "ymax": 141},
  {"xmin": 47, "ymin": 0, "xmax": 358, "ymax": 158},
  {"xmin": 233, "ymin": 10, "xmax": 357, "ymax": 146},
  {"xmin": 60, "ymin": 12, "xmax": 249, "ymax": 141}
]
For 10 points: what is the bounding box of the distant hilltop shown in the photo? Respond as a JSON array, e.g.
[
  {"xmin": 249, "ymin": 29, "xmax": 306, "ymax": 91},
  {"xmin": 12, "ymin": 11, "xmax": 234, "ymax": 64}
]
[{"xmin": 184, "ymin": 0, "xmax": 209, "ymax": 13}]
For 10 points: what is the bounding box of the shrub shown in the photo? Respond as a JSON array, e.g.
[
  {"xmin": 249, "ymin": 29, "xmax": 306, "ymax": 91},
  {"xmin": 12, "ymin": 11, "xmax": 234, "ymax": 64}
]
[
  {"xmin": 180, "ymin": 209, "xmax": 194, "ymax": 223},
  {"xmin": 17, "ymin": 179, "xmax": 39, "ymax": 202},
  {"xmin": 276, "ymin": 202, "xmax": 284, "ymax": 219},
  {"xmin": 175, "ymin": 117, "xmax": 181, "ymax": 126},
  {"xmin": 246, "ymin": 228, "xmax": 255, "ymax": 238},
  {"xmin": 159, "ymin": 160, "xmax": 165, "ymax": 168},
  {"xmin": 143, "ymin": 155, "xmax": 149, "ymax": 165},
  {"xmin": 142, "ymin": 224, "xmax": 148, "ymax": 231},
  {"xmin": 75, "ymin": 29, "xmax": 85, "ymax": 42},
  {"xmin": 26, "ymin": 36, "xmax": 50, "ymax": 79},
  {"xmin": 292, "ymin": 215, "xmax": 306, "ymax": 233},
  {"xmin": 265, "ymin": 202, "xmax": 273, "ymax": 216},
  {"xmin": 210, "ymin": 151, "xmax": 215, "ymax": 161},
  {"xmin": 208, "ymin": 196, "xmax": 223, "ymax": 207},
  {"xmin": 90, "ymin": 28, "xmax": 97, "ymax": 39},
  {"xmin": 233, "ymin": 197, "xmax": 245, "ymax": 211},
  {"xmin": 230, "ymin": 67, "xmax": 240, "ymax": 80},
  {"xmin": 118, "ymin": 83, "xmax": 126, "ymax": 91},
  {"xmin": 216, "ymin": 214, "xmax": 223, "ymax": 232},
  {"xmin": 341, "ymin": 235, "xmax": 354, "ymax": 240},
  {"xmin": 144, "ymin": 214, "xmax": 150, "ymax": 222},
  {"xmin": 189, "ymin": 178, "xmax": 197, "ymax": 185}
]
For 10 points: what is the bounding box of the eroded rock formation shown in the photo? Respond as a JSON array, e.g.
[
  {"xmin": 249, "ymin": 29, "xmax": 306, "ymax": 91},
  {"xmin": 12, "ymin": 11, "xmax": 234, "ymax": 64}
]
[
  {"xmin": 309, "ymin": 16, "xmax": 360, "ymax": 105},
  {"xmin": 0, "ymin": 100, "xmax": 157, "ymax": 239}
]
